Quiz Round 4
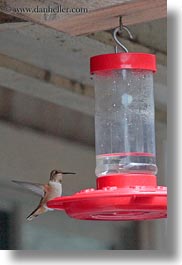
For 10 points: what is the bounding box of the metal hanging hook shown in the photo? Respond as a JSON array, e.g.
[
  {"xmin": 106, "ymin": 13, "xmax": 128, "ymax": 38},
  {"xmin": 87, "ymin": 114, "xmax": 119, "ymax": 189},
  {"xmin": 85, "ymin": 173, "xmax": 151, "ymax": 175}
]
[{"xmin": 113, "ymin": 16, "xmax": 134, "ymax": 53}]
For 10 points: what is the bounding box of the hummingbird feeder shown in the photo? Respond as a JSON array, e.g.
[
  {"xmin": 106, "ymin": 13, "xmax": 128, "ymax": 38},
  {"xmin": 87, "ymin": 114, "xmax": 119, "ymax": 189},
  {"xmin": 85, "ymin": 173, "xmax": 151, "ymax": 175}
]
[{"xmin": 47, "ymin": 18, "xmax": 167, "ymax": 221}]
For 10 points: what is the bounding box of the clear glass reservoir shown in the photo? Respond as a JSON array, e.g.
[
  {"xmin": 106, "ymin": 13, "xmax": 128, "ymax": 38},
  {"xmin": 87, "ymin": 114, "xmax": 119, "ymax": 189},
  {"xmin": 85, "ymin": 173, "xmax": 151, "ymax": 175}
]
[{"xmin": 90, "ymin": 53, "xmax": 157, "ymax": 177}]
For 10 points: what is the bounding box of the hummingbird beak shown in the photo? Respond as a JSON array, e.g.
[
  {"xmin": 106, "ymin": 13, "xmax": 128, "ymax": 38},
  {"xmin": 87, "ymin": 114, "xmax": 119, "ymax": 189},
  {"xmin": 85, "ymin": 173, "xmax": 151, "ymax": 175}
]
[{"xmin": 62, "ymin": 172, "xmax": 76, "ymax": 175}]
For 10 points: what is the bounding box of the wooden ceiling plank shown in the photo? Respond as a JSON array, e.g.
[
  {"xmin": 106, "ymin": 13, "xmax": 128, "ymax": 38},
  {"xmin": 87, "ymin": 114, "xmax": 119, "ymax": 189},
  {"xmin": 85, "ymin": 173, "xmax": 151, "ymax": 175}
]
[
  {"xmin": 49, "ymin": 0, "xmax": 150, "ymax": 25},
  {"xmin": 61, "ymin": 5, "xmax": 166, "ymax": 36},
  {"xmin": 0, "ymin": 0, "xmax": 167, "ymax": 35}
]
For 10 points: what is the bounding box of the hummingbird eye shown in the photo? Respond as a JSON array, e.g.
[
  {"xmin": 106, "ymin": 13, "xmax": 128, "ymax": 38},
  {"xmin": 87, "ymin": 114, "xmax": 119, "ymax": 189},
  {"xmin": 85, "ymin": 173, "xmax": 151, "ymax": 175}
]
[{"xmin": 54, "ymin": 170, "xmax": 62, "ymax": 174}]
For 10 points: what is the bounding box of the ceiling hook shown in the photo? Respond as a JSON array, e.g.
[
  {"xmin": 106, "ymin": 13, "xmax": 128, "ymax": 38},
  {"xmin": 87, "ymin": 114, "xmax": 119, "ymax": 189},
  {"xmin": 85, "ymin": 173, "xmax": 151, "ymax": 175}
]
[{"xmin": 113, "ymin": 16, "xmax": 134, "ymax": 53}]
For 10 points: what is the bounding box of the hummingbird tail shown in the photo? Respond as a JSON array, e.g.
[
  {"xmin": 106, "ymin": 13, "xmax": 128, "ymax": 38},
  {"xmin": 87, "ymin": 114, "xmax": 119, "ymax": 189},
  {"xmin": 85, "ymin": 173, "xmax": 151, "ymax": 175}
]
[{"xmin": 26, "ymin": 206, "xmax": 47, "ymax": 221}]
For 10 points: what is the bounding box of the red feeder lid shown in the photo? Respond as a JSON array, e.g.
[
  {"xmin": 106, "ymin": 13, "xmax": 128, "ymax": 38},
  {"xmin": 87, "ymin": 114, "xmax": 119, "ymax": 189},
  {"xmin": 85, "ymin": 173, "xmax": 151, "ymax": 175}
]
[
  {"xmin": 47, "ymin": 174, "xmax": 167, "ymax": 221},
  {"xmin": 90, "ymin": 53, "xmax": 156, "ymax": 74}
]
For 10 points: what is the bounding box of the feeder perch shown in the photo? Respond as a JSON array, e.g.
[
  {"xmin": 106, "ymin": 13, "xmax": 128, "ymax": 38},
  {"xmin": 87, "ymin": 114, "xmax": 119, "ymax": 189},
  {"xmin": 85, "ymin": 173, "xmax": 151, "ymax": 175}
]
[{"xmin": 47, "ymin": 21, "xmax": 167, "ymax": 221}]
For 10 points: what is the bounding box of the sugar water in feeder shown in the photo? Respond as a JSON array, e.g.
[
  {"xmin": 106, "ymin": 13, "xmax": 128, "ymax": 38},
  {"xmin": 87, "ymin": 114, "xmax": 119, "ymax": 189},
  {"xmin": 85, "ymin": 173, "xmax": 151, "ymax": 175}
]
[{"xmin": 91, "ymin": 55, "xmax": 157, "ymax": 178}]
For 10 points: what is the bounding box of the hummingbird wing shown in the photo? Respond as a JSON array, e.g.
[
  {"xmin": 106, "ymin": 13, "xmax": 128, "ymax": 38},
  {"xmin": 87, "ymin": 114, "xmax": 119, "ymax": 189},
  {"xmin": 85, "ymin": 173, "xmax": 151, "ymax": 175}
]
[{"xmin": 12, "ymin": 180, "xmax": 46, "ymax": 197}]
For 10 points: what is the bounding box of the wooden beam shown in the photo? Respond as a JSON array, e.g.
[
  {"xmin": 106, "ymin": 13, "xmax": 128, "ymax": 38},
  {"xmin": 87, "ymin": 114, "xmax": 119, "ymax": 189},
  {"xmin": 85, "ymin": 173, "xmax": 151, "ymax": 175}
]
[
  {"xmin": 0, "ymin": 67, "xmax": 95, "ymax": 116},
  {"xmin": 0, "ymin": 86, "xmax": 95, "ymax": 146},
  {"xmin": 51, "ymin": 0, "xmax": 167, "ymax": 36},
  {"xmin": 0, "ymin": 22, "xmax": 166, "ymax": 110},
  {"xmin": 0, "ymin": 0, "xmax": 167, "ymax": 35},
  {"xmin": 0, "ymin": 52, "xmax": 167, "ymax": 109},
  {"xmin": 0, "ymin": 53, "xmax": 94, "ymax": 97},
  {"xmin": 0, "ymin": 63, "xmax": 166, "ymax": 123}
]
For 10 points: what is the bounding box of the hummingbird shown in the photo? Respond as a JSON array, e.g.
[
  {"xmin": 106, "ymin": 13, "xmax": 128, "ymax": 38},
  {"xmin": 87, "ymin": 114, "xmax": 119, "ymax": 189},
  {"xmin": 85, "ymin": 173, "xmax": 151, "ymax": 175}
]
[{"xmin": 12, "ymin": 169, "xmax": 76, "ymax": 221}]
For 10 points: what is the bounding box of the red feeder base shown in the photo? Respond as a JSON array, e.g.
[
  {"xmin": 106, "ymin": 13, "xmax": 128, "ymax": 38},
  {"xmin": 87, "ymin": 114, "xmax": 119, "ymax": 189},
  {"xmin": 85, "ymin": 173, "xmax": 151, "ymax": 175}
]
[{"xmin": 47, "ymin": 174, "xmax": 167, "ymax": 221}]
